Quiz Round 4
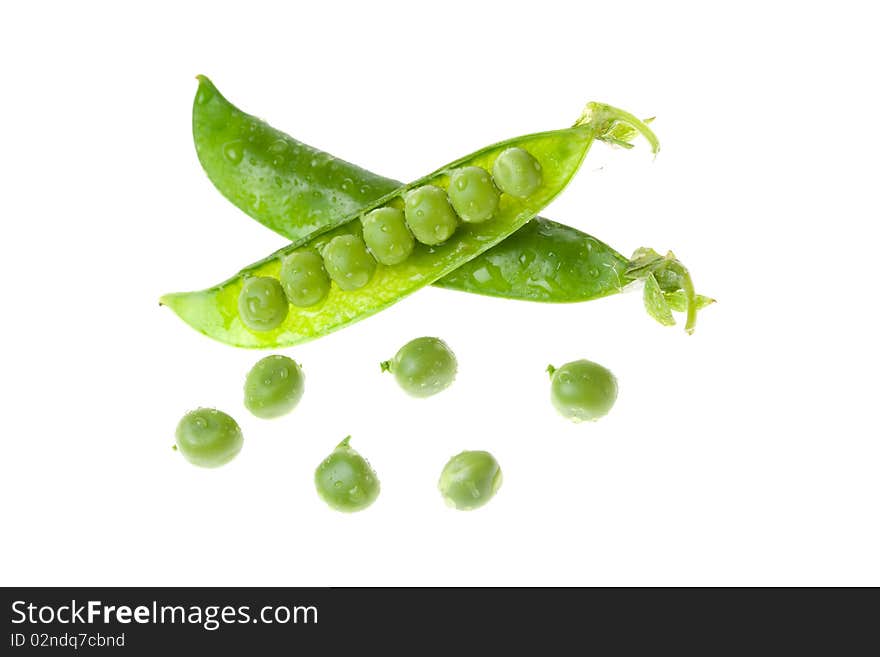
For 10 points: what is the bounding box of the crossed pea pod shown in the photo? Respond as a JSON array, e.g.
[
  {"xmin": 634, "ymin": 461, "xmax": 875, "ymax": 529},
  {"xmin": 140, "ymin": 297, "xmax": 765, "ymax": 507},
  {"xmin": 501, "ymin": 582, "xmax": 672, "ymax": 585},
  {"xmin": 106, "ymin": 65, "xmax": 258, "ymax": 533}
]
[{"xmin": 162, "ymin": 77, "xmax": 710, "ymax": 348}]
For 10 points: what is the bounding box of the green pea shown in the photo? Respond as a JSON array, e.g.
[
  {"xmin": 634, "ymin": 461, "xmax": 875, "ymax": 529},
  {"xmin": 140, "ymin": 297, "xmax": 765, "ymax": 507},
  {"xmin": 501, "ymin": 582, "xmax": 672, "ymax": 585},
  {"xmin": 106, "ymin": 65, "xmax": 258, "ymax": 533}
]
[
  {"xmin": 404, "ymin": 185, "xmax": 458, "ymax": 245},
  {"xmin": 438, "ymin": 450, "xmax": 502, "ymax": 510},
  {"xmin": 238, "ymin": 276, "xmax": 288, "ymax": 331},
  {"xmin": 280, "ymin": 250, "xmax": 331, "ymax": 307},
  {"xmin": 174, "ymin": 408, "xmax": 243, "ymax": 468},
  {"xmin": 547, "ymin": 359, "xmax": 618, "ymax": 422},
  {"xmin": 381, "ymin": 336, "xmax": 457, "ymax": 398},
  {"xmin": 447, "ymin": 166, "xmax": 500, "ymax": 223},
  {"xmin": 361, "ymin": 207, "xmax": 415, "ymax": 265},
  {"xmin": 314, "ymin": 436, "xmax": 380, "ymax": 513},
  {"xmin": 243, "ymin": 355, "xmax": 304, "ymax": 419},
  {"xmin": 323, "ymin": 234, "xmax": 376, "ymax": 291},
  {"xmin": 492, "ymin": 147, "xmax": 542, "ymax": 198}
]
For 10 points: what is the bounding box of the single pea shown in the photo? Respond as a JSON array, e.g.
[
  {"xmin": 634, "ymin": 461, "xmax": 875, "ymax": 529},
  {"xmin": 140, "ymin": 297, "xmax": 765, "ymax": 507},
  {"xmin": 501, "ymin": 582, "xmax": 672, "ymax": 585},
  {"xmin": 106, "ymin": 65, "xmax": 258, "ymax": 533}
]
[
  {"xmin": 323, "ymin": 234, "xmax": 377, "ymax": 291},
  {"xmin": 447, "ymin": 166, "xmax": 500, "ymax": 223},
  {"xmin": 314, "ymin": 436, "xmax": 380, "ymax": 513},
  {"xmin": 404, "ymin": 185, "xmax": 458, "ymax": 245},
  {"xmin": 438, "ymin": 450, "xmax": 502, "ymax": 511},
  {"xmin": 238, "ymin": 276, "xmax": 288, "ymax": 331},
  {"xmin": 243, "ymin": 355, "xmax": 304, "ymax": 419},
  {"xmin": 381, "ymin": 336, "xmax": 457, "ymax": 398},
  {"xmin": 175, "ymin": 408, "xmax": 243, "ymax": 468},
  {"xmin": 280, "ymin": 250, "xmax": 331, "ymax": 307},
  {"xmin": 492, "ymin": 147, "xmax": 543, "ymax": 198},
  {"xmin": 361, "ymin": 207, "xmax": 415, "ymax": 265},
  {"xmin": 547, "ymin": 359, "xmax": 618, "ymax": 422}
]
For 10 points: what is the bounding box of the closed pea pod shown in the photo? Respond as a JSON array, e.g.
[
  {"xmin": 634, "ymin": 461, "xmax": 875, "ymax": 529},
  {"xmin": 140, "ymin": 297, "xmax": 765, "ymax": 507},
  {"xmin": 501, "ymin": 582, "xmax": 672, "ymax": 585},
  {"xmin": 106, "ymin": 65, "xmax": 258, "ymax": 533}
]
[
  {"xmin": 280, "ymin": 250, "xmax": 330, "ymax": 307},
  {"xmin": 322, "ymin": 234, "xmax": 376, "ymax": 291},
  {"xmin": 447, "ymin": 166, "xmax": 499, "ymax": 223},
  {"xmin": 361, "ymin": 207, "xmax": 414, "ymax": 266}
]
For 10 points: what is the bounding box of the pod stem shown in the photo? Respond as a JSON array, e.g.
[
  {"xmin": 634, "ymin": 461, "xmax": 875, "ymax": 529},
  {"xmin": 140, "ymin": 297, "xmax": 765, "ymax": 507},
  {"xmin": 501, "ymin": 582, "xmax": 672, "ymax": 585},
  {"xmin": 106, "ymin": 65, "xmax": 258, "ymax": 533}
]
[
  {"xmin": 337, "ymin": 436, "xmax": 352, "ymax": 449},
  {"xmin": 574, "ymin": 102, "xmax": 660, "ymax": 155},
  {"xmin": 380, "ymin": 360, "xmax": 393, "ymax": 373},
  {"xmin": 626, "ymin": 247, "xmax": 708, "ymax": 334},
  {"xmin": 546, "ymin": 364, "xmax": 557, "ymax": 378}
]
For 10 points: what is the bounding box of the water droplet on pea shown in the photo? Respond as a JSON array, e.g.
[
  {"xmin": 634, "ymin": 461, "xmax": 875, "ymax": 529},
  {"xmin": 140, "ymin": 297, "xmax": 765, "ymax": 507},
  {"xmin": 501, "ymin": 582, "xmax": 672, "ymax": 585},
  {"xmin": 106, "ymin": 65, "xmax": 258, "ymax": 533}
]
[{"xmin": 588, "ymin": 266, "xmax": 600, "ymax": 278}]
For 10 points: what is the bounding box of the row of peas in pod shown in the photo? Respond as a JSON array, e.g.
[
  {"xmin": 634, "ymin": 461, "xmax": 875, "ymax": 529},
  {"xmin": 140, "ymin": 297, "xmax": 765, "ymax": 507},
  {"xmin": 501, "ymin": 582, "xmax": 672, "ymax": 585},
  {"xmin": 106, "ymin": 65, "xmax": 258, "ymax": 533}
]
[
  {"xmin": 174, "ymin": 337, "xmax": 618, "ymax": 512},
  {"xmin": 237, "ymin": 147, "xmax": 543, "ymax": 331}
]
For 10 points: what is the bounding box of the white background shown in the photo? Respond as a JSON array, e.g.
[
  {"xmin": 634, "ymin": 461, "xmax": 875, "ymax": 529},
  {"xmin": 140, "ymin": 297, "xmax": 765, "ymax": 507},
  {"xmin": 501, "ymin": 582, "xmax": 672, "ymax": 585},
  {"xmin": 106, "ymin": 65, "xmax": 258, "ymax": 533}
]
[{"xmin": 1, "ymin": 1, "xmax": 877, "ymax": 586}]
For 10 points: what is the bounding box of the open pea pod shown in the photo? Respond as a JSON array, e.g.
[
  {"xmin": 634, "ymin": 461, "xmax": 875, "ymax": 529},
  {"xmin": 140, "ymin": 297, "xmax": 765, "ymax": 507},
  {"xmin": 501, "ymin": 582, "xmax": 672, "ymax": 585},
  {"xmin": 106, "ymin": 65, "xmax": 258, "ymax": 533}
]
[
  {"xmin": 191, "ymin": 77, "xmax": 655, "ymax": 306},
  {"xmin": 162, "ymin": 106, "xmax": 630, "ymax": 348}
]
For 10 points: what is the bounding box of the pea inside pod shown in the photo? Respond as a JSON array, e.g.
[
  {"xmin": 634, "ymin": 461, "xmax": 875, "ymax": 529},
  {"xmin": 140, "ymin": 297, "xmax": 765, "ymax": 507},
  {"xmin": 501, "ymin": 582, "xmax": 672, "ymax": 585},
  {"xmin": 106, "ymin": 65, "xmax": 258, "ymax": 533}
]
[
  {"xmin": 322, "ymin": 234, "xmax": 377, "ymax": 291},
  {"xmin": 280, "ymin": 250, "xmax": 331, "ymax": 307},
  {"xmin": 404, "ymin": 185, "xmax": 459, "ymax": 245},
  {"xmin": 447, "ymin": 166, "xmax": 500, "ymax": 223},
  {"xmin": 238, "ymin": 276, "xmax": 288, "ymax": 331},
  {"xmin": 361, "ymin": 207, "xmax": 414, "ymax": 266}
]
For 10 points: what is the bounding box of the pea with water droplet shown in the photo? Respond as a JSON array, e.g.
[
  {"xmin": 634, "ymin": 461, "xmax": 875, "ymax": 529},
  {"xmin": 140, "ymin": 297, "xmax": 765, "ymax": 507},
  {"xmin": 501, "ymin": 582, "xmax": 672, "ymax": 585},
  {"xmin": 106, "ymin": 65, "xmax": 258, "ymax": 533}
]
[
  {"xmin": 322, "ymin": 234, "xmax": 376, "ymax": 291},
  {"xmin": 361, "ymin": 207, "xmax": 415, "ymax": 265},
  {"xmin": 238, "ymin": 276, "xmax": 288, "ymax": 331},
  {"xmin": 438, "ymin": 450, "xmax": 502, "ymax": 510},
  {"xmin": 381, "ymin": 337, "xmax": 457, "ymax": 398},
  {"xmin": 175, "ymin": 408, "xmax": 243, "ymax": 468},
  {"xmin": 404, "ymin": 185, "xmax": 458, "ymax": 245},
  {"xmin": 280, "ymin": 250, "xmax": 331, "ymax": 307},
  {"xmin": 447, "ymin": 166, "xmax": 499, "ymax": 223},
  {"xmin": 244, "ymin": 355, "xmax": 305, "ymax": 419},
  {"xmin": 547, "ymin": 359, "xmax": 618, "ymax": 422},
  {"xmin": 314, "ymin": 436, "xmax": 380, "ymax": 512},
  {"xmin": 492, "ymin": 147, "xmax": 542, "ymax": 197}
]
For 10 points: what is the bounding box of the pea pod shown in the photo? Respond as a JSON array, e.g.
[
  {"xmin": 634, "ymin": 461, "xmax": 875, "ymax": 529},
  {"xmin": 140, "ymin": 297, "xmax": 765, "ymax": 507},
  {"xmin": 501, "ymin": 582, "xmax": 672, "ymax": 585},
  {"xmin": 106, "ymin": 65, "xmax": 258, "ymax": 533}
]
[
  {"xmin": 191, "ymin": 77, "xmax": 645, "ymax": 302},
  {"xmin": 163, "ymin": 102, "xmax": 639, "ymax": 348},
  {"xmin": 189, "ymin": 78, "xmax": 710, "ymax": 330}
]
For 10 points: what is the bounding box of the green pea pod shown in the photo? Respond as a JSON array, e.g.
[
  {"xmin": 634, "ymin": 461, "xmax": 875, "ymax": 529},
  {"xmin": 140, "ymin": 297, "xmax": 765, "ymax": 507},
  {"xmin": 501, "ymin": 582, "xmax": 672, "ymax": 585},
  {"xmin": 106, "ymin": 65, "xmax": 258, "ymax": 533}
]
[
  {"xmin": 162, "ymin": 104, "xmax": 638, "ymax": 348},
  {"xmin": 192, "ymin": 76, "xmax": 400, "ymax": 243},
  {"xmin": 191, "ymin": 77, "xmax": 646, "ymax": 304}
]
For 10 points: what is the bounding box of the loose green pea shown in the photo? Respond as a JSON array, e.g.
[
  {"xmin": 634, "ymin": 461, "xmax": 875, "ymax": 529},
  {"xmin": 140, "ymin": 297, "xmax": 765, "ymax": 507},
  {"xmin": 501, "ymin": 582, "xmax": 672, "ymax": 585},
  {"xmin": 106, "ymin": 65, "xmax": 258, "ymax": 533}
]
[
  {"xmin": 492, "ymin": 147, "xmax": 542, "ymax": 198},
  {"xmin": 404, "ymin": 185, "xmax": 458, "ymax": 245},
  {"xmin": 238, "ymin": 276, "xmax": 288, "ymax": 331},
  {"xmin": 381, "ymin": 336, "xmax": 457, "ymax": 398},
  {"xmin": 314, "ymin": 436, "xmax": 380, "ymax": 513},
  {"xmin": 438, "ymin": 450, "xmax": 502, "ymax": 511},
  {"xmin": 323, "ymin": 234, "xmax": 377, "ymax": 291},
  {"xmin": 361, "ymin": 207, "xmax": 415, "ymax": 265},
  {"xmin": 175, "ymin": 408, "xmax": 243, "ymax": 468},
  {"xmin": 548, "ymin": 359, "xmax": 618, "ymax": 422},
  {"xmin": 280, "ymin": 250, "xmax": 331, "ymax": 307},
  {"xmin": 447, "ymin": 166, "xmax": 500, "ymax": 223},
  {"xmin": 243, "ymin": 355, "xmax": 305, "ymax": 419}
]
